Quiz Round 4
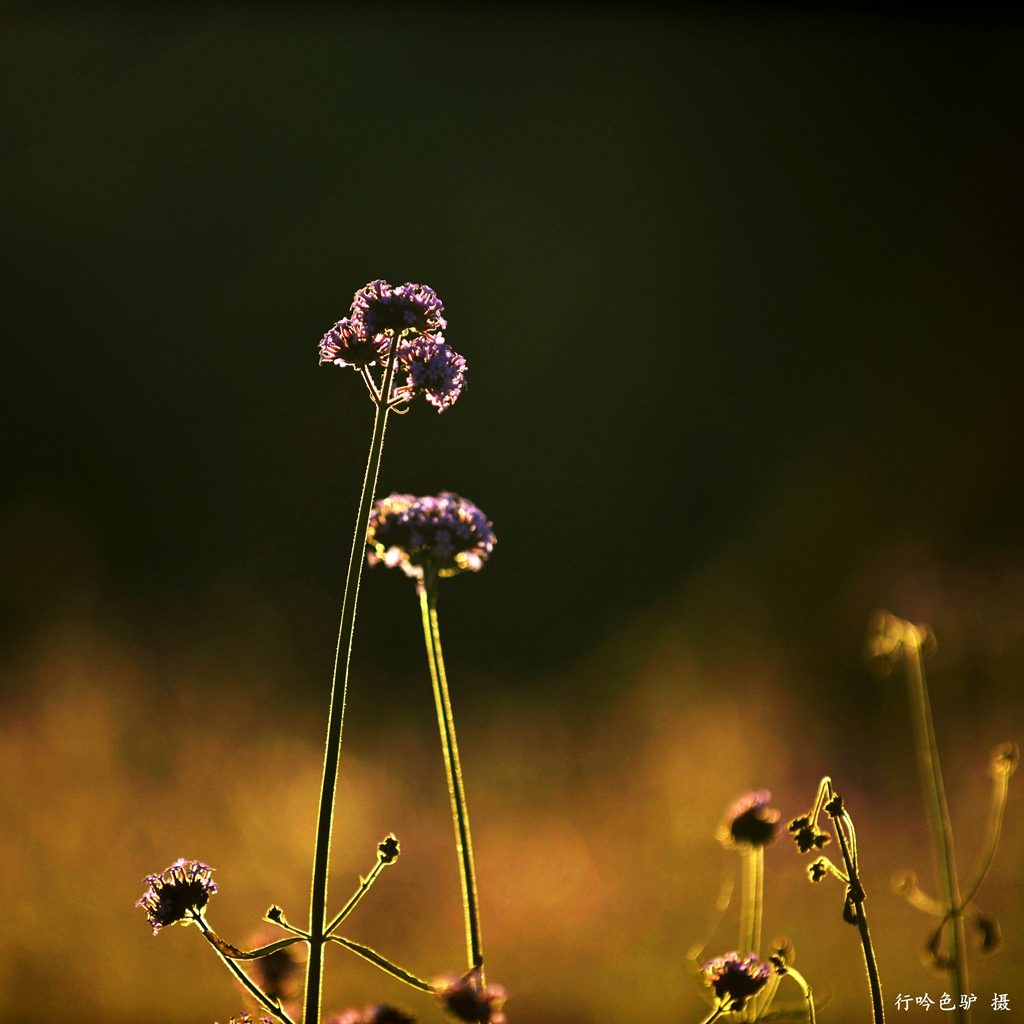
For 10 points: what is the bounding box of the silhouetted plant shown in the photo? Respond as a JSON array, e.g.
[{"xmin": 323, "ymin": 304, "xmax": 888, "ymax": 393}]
[{"xmin": 867, "ymin": 611, "xmax": 1017, "ymax": 1024}]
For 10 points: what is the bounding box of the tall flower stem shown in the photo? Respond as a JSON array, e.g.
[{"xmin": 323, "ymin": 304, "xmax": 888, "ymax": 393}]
[
  {"xmin": 902, "ymin": 626, "xmax": 968, "ymax": 1023},
  {"xmin": 304, "ymin": 349, "xmax": 402, "ymax": 1024},
  {"xmin": 828, "ymin": 804, "xmax": 885, "ymax": 1024},
  {"xmin": 738, "ymin": 846, "xmax": 764, "ymax": 1022},
  {"xmin": 419, "ymin": 572, "xmax": 485, "ymax": 981}
]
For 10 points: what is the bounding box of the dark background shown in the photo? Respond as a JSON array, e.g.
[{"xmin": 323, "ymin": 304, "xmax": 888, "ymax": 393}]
[{"xmin": 1, "ymin": 4, "xmax": 1023, "ymax": 1021}]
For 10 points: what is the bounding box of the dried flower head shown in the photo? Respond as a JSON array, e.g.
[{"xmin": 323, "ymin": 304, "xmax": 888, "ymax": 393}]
[
  {"xmin": 435, "ymin": 970, "xmax": 507, "ymax": 1024},
  {"xmin": 398, "ymin": 334, "xmax": 466, "ymax": 412},
  {"xmin": 352, "ymin": 280, "xmax": 447, "ymax": 339},
  {"xmin": 136, "ymin": 858, "xmax": 217, "ymax": 934},
  {"xmin": 717, "ymin": 790, "xmax": 780, "ymax": 850},
  {"xmin": 702, "ymin": 952, "xmax": 772, "ymax": 1011},
  {"xmin": 327, "ymin": 1006, "xmax": 416, "ymax": 1024},
  {"xmin": 788, "ymin": 814, "xmax": 831, "ymax": 854},
  {"xmin": 319, "ymin": 317, "xmax": 382, "ymax": 369},
  {"xmin": 367, "ymin": 493, "xmax": 495, "ymax": 582}
]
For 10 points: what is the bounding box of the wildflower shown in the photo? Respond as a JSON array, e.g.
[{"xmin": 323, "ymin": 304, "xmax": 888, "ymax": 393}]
[
  {"xmin": 398, "ymin": 334, "xmax": 466, "ymax": 411},
  {"xmin": 367, "ymin": 493, "xmax": 496, "ymax": 581},
  {"xmin": 136, "ymin": 858, "xmax": 217, "ymax": 934},
  {"xmin": 435, "ymin": 970, "xmax": 507, "ymax": 1024},
  {"xmin": 702, "ymin": 952, "xmax": 772, "ymax": 1011},
  {"xmin": 319, "ymin": 317, "xmax": 382, "ymax": 369},
  {"xmin": 327, "ymin": 1006, "xmax": 415, "ymax": 1024},
  {"xmin": 718, "ymin": 790, "xmax": 780, "ymax": 850},
  {"xmin": 352, "ymin": 280, "xmax": 447, "ymax": 339}
]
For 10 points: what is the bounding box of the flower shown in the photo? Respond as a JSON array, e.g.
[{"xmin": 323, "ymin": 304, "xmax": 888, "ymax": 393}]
[
  {"xmin": 717, "ymin": 790, "xmax": 780, "ymax": 850},
  {"xmin": 352, "ymin": 280, "xmax": 446, "ymax": 339},
  {"xmin": 435, "ymin": 970, "xmax": 507, "ymax": 1024},
  {"xmin": 136, "ymin": 858, "xmax": 217, "ymax": 934},
  {"xmin": 319, "ymin": 317, "xmax": 382, "ymax": 369},
  {"xmin": 327, "ymin": 1006, "xmax": 416, "ymax": 1024},
  {"xmin": 398, "ymin": 334, "xmax": 466, "ymax": 412},
  {"xmin": 702, "ymin": 952, "xmax": 771, "ymax": 1011},
  {"xmin": 367, "ymin": 493, "xmax": 496, "ymax": 581}
]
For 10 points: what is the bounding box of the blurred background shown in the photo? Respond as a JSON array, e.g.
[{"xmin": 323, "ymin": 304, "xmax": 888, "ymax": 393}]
[{"xmin": 2, "ymin": 2, "xmax": 1022, "ymax": 1021}]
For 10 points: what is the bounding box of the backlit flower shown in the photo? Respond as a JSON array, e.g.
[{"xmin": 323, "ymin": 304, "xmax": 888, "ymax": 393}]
[
  {"xmin": 435, "ymin": 970, "xmax": 507, "ymax": 1024},
  {"xmin": 717, "ymin": 790, "xmax": 780, "ymax": 850},
  {"xmin": 319, "ymin": 317, "xmax": 382, "ymax": 369},
  {"xmin": 702, "ymin": 952, "xmax": 771, "ymax": 1011},
  {"xmin": 136, "ymin": 858, "xmax": 217, "ymax": 934},
  {"xmin": 399, "ymin": 334, "xmax": 466, "ymax": 412},
  {"xmin": 352, "ymin": 280, "xmax": 446, "ymax": 339},
  {"xmin": 367, "ymin": 493, "xmax": 495, "ymax": 581}
]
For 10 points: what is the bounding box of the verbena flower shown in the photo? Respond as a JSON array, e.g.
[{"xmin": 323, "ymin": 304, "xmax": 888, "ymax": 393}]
[
  {"xmin": 319, "ymin": 317, "xmax": 382, "ymax": 369},
  {"xmin": 702, "ymin": 952, "xmax": 772, "ymax": 1011},
  {"xmin": 367, "ymin": 492, "xmax": 495, "ymax": 581},
  {"xmin": 327, "ymin": 1006, "xmax": 416, "ymax": 1024},
  {"xmin": 718, "ymin": 790, "xmax": 780, "ymax": 850},
  {"xmin": 398, "ymin": 334, "xmax": 466, "ymax": 412},
  {"xmin": 136, "ymin": 858, "xmax": 217, "ymax": 934},
  {"xmin": 435, "ymin": 970, "xmax": 507, "ymax": 1024},
  {"xmin": 352, "ymin": 280, "xmax": 447, "ymax": 339}
]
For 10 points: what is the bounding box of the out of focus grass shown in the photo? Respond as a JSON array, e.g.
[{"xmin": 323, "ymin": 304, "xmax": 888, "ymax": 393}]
[{"xmin": 0, "ymin": 597, "xmax": 1019, "ymax": 1024}]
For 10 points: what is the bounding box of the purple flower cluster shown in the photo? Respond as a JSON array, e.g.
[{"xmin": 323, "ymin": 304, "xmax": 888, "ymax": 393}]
[
  {"xmin": 367, "ymin": 493, "xmax": 496, "ymax": 581},
  {"xmin": 136, "ymin": 858, "xmax": 218, "ymax": 934},
  {"xmin": 702, "ymin": 952, "xmax": 771, "ymax": 1011},
  {"xmin": 434, "ymin": 970, "xmax": 507, "ymax": 1024},
  {"xmin": 319, "ymin": 280, "xmax": 465, "ymax": 411},
  {"xmin": 327, "ymin": 1006, "xmax": 415, "ymax": 1024}
]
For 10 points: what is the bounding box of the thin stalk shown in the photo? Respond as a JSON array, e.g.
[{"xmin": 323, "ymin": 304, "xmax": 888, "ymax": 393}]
[
  {"xmin": 786, "ymin": 966, "xmax": 817, "ymax": 1024},
  {"xmin": 419, "ymin": 576, "xmax": 485, "ymax": 980},
  {"xmin": 830, "ymin": 809, "xmax": 885, "ymax": 1024},
  {"xmin": 325, "ymin": 851, "xmax": 390, "ymax": 935},
  {"xmin": 698, "ymin": 1006, "xmax": 729, "ymax": 1024},
  {"xmin": 304, "ymin": 347, "xmax": 402, "ymax": 1024},
  {"xmin": 960, "ymin": 757, "xmax": 1011, "ymax": 906},
  {"xmin": 903, "ymin": 630, "xmax": 968, "ymax": 1022},
  {"xmin": 195, "ymin": 914, "xmax": 295, "ymax": 1024}
]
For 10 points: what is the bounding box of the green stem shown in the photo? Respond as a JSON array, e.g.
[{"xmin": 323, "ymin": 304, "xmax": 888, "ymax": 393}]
[
  {"xmin": 325, "ymin": 849, "xmax": 390, "ymax": 936},
  {"xmin": 960, "ymin": 756, "xmax": 1011, "ymax": 906},
  {"xmin": 829, "ymin": 803, "xmax": 885, "ymax": 1024},
  {"xmin": 304, "ymin": 347, "xmax": 402, "ymax": 1024},
  {"xmin": 327, "ymin": 934, "xmax": 435, "ymax": 992},
  {"xmin": 904, "ymin": 631, "xmax": 968, "ymax": 1022},
  {"xmin": 419, "ymin": 576, "xmax": 485, "ymax": 980},
  {"xmin": 195, "ymin": 914, "xmax": 295, "ymax": 1024}
]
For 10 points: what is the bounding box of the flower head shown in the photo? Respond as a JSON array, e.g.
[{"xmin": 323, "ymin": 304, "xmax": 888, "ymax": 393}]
[
  {"xmin": 319, "ymin": 317, "xmax": 382, "ymax": 369},
  {"xmin": 435, "ymin": 970, "xmax": 507, "ymax": 1024},
  {"xmin": 398, "ymin": 334, "xmax": 466, "ymax": 412},
  {"xmin": 702, "ymin": 952, "xmax": 771, "ymax": 1011},
  {"xmin": 136, "ymin": 858, "xmax": 217, "ymax": 934},
  {"xmin": 327, "ymin": 1006, "xmax": 415, "ymax": 1024},
  {"xmin": 367, "ymin": 493, "xmax": 495, "ymax": 582},
  {"xmin": 717, "ymin": 790, "xmax": 780, "ymax": 850},
  {"xmin": 352, "ymin": 280, "xmax": 446, "ymax": 339}
]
